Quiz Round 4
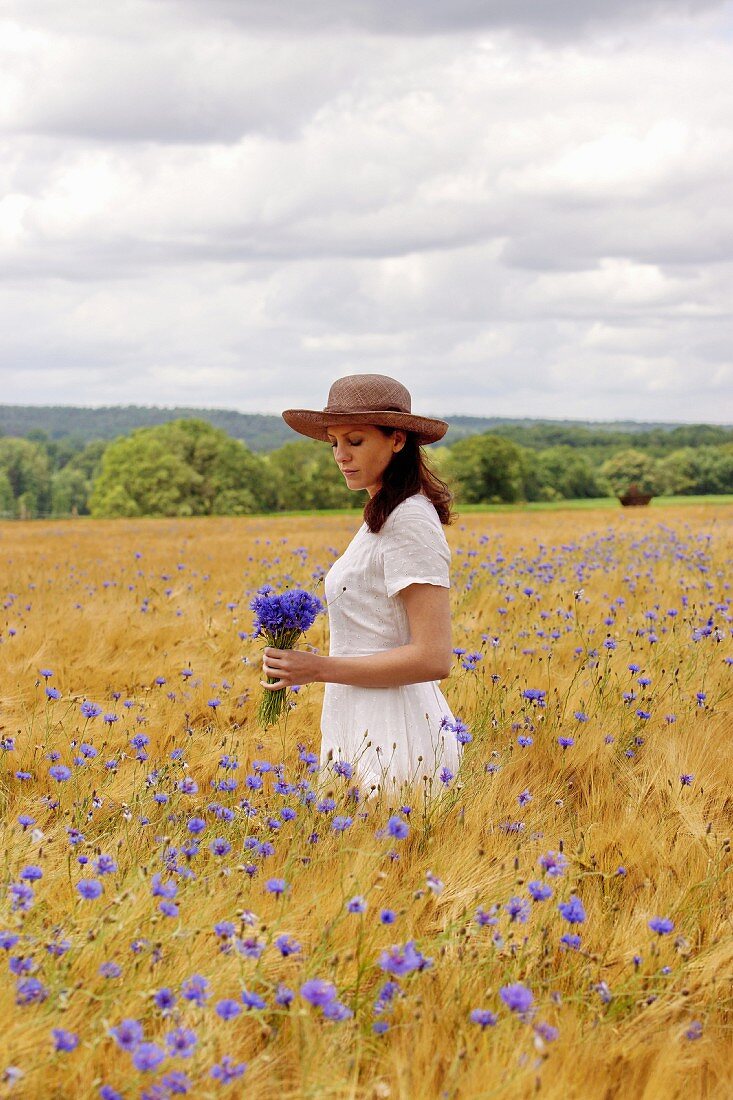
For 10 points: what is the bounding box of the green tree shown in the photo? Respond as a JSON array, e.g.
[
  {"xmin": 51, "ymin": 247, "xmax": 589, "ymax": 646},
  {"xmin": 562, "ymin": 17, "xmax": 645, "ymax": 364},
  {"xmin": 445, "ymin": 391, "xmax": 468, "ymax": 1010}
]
[
  {"xmin": 533, "ymin": 446, "xmax": 606, "ymax": 500},
  {"xmin": 267, "ymin": 440, "xmax": 362, "ymax": 511},
  {"xmin": 0, "ymin": 438, "xmax": 52, "ymax": 517},
  {"xmin": 600, "ymin": 449, "xmax": 662, "ymax": 497},
  {"xmin": 89, "ymin": 419, "xmax": 273, "ymax": 518},
  {"xmin": 659, "ymin": 445, "xmax": 733, "ymax": 495},
  {"xmin": 443, "ymin": 434, "xmax": 528, "ymax": 503}
]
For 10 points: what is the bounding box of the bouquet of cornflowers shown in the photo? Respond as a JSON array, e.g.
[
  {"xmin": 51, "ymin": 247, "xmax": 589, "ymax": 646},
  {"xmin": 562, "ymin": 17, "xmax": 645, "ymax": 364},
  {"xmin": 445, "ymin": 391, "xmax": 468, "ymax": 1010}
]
[{"xmin": 251, "ymin": 586, "xmax": 324, "ymax": 728}]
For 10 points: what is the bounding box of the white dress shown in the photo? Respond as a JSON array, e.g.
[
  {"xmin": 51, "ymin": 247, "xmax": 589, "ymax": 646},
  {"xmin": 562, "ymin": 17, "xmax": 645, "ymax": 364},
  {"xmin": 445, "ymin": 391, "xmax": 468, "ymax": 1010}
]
[{"xmin": 320, "ymin": 492, "xmax": 461, "ymax": 795}]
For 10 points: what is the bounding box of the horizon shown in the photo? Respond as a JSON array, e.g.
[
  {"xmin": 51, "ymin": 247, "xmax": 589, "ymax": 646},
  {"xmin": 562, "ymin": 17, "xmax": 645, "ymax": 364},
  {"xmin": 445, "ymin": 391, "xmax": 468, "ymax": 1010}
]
[{"xmin": 0, "ymin": 400, "xmax": 731, "ymax": 431}]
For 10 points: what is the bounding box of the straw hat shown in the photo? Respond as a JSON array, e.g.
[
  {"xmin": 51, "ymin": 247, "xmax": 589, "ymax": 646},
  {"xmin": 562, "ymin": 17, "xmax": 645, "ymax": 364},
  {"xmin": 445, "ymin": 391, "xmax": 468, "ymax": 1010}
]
[{"xmin": 282, "ymin": 374, "xmax": 448, "ymax": 445}]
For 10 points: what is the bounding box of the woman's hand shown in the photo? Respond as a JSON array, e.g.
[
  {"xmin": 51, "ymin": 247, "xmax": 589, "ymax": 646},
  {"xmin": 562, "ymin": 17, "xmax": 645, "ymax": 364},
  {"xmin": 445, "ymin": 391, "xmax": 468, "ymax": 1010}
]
[{"xmin": 261, "ymin": 646, "xmax": 324, "ymax": 690}]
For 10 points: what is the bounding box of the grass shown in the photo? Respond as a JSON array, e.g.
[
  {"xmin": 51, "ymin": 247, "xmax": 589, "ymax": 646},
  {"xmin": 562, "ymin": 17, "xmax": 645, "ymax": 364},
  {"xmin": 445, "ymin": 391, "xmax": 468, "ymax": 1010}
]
[{"xmin": 0, "ymin": 503, "xmax": 732, "ymax": 1099}]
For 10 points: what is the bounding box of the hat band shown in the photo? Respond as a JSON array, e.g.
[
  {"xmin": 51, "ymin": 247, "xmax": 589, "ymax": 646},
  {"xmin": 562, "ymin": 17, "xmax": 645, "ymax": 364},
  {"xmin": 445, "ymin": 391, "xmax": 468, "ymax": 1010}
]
[{"xmin": 322, "ymin": 404, "xmax": 409, "ymax": 414}]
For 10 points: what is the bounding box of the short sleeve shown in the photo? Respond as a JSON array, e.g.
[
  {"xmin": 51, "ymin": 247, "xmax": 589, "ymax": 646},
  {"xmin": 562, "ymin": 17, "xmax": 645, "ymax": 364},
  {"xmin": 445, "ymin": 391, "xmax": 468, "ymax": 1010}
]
[{"xmin": 380, "ymin": 498, "xmax": 451, "ymax": 599}]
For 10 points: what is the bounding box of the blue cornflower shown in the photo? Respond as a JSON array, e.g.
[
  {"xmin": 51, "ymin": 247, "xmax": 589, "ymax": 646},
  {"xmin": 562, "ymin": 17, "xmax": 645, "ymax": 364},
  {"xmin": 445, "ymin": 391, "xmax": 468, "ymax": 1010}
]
[
  {"xmin": 680, "ymin": 774, "xmax": 694, "ymax": 786},
  {"xmin": 275, "ymin": 934, "xmax": 301, "ymax": 956},
  {"xmin": 133, "ymin": 1043, "xmax": 166, "ymax": 1073},
  {"xmin": 347, "ymin": 896, "xmax": 367, "ymax": 914},
  {"xmin": 378, "ymin": 941, "xmax": 432, "ymax": 977},
  {"xmin": 94, "ymin": 855, "xmax": 117, "ymax": 875},
  {"xmin": 186, "ymin": 817, "xmax": 206, "ymax": 834},
  {"xmin": 181, "ymin": 974, "xmax": 209, "ymax": 1005},
  {"xmin": 80, "ymin": 701, "xmax": 102, "ymax": 719},
  {"xmin": 77, "ymin": 879, "xmax": 103, "ymax": 900},
  {"xmin": 19, "ymin": 865, "xmax": 43, "ymax": 881},
  {"xmin": 275, "ymin": 983, "xmax": 295, "ymax": 1006},
  {"xmin": 210, "ymin": 1056, "xmax": 247, "ymax": 1083},
  {"xmin": 110, "ymin": 1018, "xmax": 143, "ymax": 1051},
  {"xmin": 499, "ymin": 983, "xmax": 533, "ymax": 1014},
  {"xmin": 528, "ymin": 880, "xmax": 552, "ymax": 902},
  {"xmin": 100, "ymin": 961, "xmax": 122, "ymax": 978},
  {"xmin": 215, "ymin": 999, "xmax": 241, "ymax": 1020},
  {"xmin": 386, "ymin": 815, "xmax": 409, "ymax": 839},
  {"xmin": 323, "ymin": 1000, "xmax": 353, "ymax": 1021},
  {"xmin": 153, "ymin": 987, "xmax": 176, "ymax": 1013},
  {"xmin": 505, "ymin": 896, "xmax": 530, "ymax": 923},
  {"xmin": 16, "ymin": 977, "xmax": 47, "ymax": 1005},
  {"xmin": 46, "ymin": 687, "xmax": 61, "ymax": 700},
  {"xmin": 380, "ymin": 909, "xmax": 397, "ymax": 924},
  {"xmin": 265, "ymin": 878, "xmax": 288, "ymax": 895},
  {"xmin": 558, "ymin": 895, "xmax": 586, "ymax": 924},
  {"xmin": 165, "ymin": 1028, "xmax": 197, "ymax": 1058},
  {"xmin": 49, "ymin": 765, "xmax": 72, "ymax": 782},
  {"xmin": 333, "ymin": 760, "xmax": 354, "ymax": 779},
  {"xmin": 241, "ymin": 989, "xmax": 267, "ymax": 1010},
  {"xmin": 560, "ymin": 933, "xmax": 582, "ymax": 950},
  {"xmin": 332, "ymin": 816, "xmax": 352, "ymax": 831},
  {"xmin": 209, "ymin": 838, "xmax": 231, "ymax": 857},
  {"xmin": 470, "ymin": 1008, "xmax": 498, "ymax": 1028},
  {"xmin": 539, "ymin": 851, "xmax": 568, "ymax": 877},
  {"xmin": 300, "ymin": 978, "xmax": 337, "ymax": 1007},
  {"xmin": 648, "ymin": 916, "xmax": 674, "ymax": 935},
  {"xmin": 52, "ymin": 1028, "xmax": 79, "ymax": 1052},
  {"xmin": 558, "ymin": 737, "xmax": 575, "ymax": 749}
]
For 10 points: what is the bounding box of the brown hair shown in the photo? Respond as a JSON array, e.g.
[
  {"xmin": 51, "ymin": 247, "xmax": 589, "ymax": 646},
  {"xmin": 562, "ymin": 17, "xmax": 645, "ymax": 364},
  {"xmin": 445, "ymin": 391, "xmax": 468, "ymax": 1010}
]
[{"xmin": 363, "ymin": 429, "xmax": 454, "ymax": 533}]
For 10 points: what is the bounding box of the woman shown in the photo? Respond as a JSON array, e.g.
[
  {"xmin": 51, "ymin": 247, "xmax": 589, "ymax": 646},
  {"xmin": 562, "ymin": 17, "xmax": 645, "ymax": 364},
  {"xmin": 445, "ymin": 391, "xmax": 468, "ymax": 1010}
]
[{"xmin": 261, "ymin": 373, "xmax": 462, "ymax": 797}]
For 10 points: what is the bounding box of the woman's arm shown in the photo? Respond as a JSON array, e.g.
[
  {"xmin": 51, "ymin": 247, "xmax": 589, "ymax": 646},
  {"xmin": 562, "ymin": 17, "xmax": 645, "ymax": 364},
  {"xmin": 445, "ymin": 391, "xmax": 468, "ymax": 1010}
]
[{"xmin": 260, "ymin": 582, "xmax": 452, "ymax": 690}]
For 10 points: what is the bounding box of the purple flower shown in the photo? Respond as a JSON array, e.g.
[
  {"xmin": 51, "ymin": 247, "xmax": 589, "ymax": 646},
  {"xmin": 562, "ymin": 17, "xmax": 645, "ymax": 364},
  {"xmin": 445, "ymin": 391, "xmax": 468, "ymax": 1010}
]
[
  {"xmin": 386, "ymin": 815, "xmax": 409, "ymax": 840},
  {"xmin": 648, "ymin": 916, "xmax": 674, "ymax": 935},
  {"xmin": 165, "ymin": 1027, "xmax": 197, "ymax": 1058},
  {"xmin": 251, "ymin": 588, "xmax": 323, "ymax": 638},
  {"xmin": 558, "ymin": 895, "xmax": 586, "ymax": 924},
  {"xmin": 132, "ymin": 1042, "xmax": 166, "ymax": 1073},
  {"xmin": 210, "ymin": 1056, "xmax": 247, "ymax": 1083},
  {"xmin": 49, "ymin": 765, "xmax": 72, "ymax": 782},
  {"xmin": 19, "ymin": 865, "xmax": 43, "ymax": 881},
  {"xmin": 300, "ymin": 978, "xmax": 337, "ymax": 1007},
  {"xmin": 80, "ymin": 701, "xmax": 102, "ymax": 719},
  {"xmin": 331, "ymin": 815, "xmax": 352, "ymax": 831},
  {"xmin": 209, "ymin": 838, "xmax": 231, "ymax": 857},
  {"xmin": 100, "ymin": 961, "xmax": 122, "ymax": 979},
  {"xmin": 265, "ymin": 877, "xmax": 288, "ymax": 895},
  {"xmin": 77, "ymin": 879, "xmax": 103, "ymax": 900},
  {"xmin": 52, "ymin": 1028, "xmax": 79, "ymax": 1052},
  {"xmin": 110, "ymin": 1018, "xmax": 143, "ymax": 1051},
  {"xmin": 528, "ymin": 880, "xmax": 552, "ymax": 902},
  {"xmin": 560, "ymin": 933, "xmax": 582, "ymax": 950},
  {"xmin": 16, "ymin": 977, "xmax": 47, "ymax": 1005},
  {"xmin": 215, "ymin": 999, "xmax": 242, "ymax": 1020},
  {"xmin": 181, "ymin": 974, "xmax": 209, "ymax": 1005},
  {"xmin": 499, "ymin": 983, "xmax": 533, "ymax": 1014},
  {"xmin": 347, "ymin": 896, "xmax": 367, "ymax": 914},
  {"xmin": 100, "ymin": 1087, "xmax": 124, "ymax": 1100},
  {"xmin": 538, "ymin": 851, "xmax": 568, "ymax": 877},
  {"xmin": 380, "ymin": 909, "xmax": 397, "ymax": 924},
  {"xmin": 322, "ymin": 999, "xmax": 353, "ymax": 1021},
  {"xmin": 378, "ymin": 940, "xmax": 432, "ymax": 977},
  {"xmin": 241, "ymin": 989, "xmax": 267, "ymax": 1010},
  {"xmin": 505, "ymin": 896, "xmax": 531, "ymax": 924},
  {"xmin": 680, "ymin": 774, "xmax": 694, "ymax": 786},
  {"xmin": 470, "ymin": 1008, "xmax": 498, "ymax": 1028}
]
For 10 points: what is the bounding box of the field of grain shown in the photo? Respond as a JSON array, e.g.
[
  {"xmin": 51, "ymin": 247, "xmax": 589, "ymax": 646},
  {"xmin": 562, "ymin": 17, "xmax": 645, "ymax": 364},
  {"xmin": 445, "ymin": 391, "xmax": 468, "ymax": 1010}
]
[{"xmin": 1, "ymin": 505, "xmax": 732, "ymax": 1100}]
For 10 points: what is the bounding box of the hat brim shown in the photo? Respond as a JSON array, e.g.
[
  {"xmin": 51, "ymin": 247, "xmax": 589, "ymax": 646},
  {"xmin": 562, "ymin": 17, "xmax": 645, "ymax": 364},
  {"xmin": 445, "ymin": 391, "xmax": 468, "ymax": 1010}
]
[{"xmin": 281, "ymin": 408, "xmax": 448, "ymax": 445}]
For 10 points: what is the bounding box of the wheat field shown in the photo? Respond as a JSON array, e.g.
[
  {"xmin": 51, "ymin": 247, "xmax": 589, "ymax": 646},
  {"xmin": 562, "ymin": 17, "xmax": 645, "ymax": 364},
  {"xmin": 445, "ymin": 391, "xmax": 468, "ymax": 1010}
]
[{"xmin": 1, "ymin": 505, "xmax": 732, "ymax": 1100}]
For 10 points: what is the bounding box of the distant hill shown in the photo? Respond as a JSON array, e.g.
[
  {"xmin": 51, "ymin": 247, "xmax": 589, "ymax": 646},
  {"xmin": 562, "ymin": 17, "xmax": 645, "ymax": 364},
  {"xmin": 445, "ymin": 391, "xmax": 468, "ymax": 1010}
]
[{"xmin": 0, "ymin": 404, "xmax": 730, "ymax": 453}]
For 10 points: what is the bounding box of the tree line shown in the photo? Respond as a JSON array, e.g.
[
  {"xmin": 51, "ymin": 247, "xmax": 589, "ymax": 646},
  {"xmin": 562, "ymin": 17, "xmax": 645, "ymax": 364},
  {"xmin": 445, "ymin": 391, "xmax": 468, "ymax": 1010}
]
[{"xmin": 1, "ymin": 419, "xmax": 732, "ymax": 519}]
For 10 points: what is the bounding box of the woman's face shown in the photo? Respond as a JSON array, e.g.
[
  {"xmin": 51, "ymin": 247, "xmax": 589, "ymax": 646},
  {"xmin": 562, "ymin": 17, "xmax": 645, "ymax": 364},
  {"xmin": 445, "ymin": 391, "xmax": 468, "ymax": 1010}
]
[{"xmin": 327, "ymin": 424, "xmax": 406, "ymax": 497}]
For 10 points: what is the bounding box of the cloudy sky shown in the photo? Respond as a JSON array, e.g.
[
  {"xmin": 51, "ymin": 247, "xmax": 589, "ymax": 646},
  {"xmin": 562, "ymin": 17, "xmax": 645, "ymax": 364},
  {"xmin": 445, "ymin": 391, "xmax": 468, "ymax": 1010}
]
[{"xmin": 1, "ymin": 0, "xmax": 732, "ymax": 423}]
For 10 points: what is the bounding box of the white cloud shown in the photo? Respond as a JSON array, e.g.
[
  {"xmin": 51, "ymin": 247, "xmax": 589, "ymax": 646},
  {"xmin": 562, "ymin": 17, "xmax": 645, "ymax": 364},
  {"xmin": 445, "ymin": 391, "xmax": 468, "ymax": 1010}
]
[{"xmin": 0, "ymin": 0, "xmax": 731, "ymax": 423}]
